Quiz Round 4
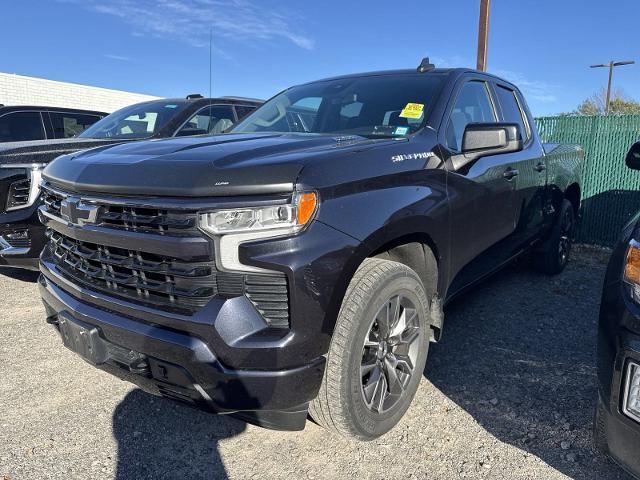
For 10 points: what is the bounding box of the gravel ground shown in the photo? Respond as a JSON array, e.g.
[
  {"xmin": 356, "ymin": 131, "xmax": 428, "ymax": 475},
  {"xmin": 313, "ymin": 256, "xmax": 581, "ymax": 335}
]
[{"xmin": 0, "ymin": 246, "xmax": 634, "ymax": 480}]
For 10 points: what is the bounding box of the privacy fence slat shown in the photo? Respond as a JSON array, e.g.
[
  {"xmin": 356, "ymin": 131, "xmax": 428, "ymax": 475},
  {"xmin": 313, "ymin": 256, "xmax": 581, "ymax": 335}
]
[{"xmin": 536, "ymin": 115, "xmax": 640, "ymax": 246}]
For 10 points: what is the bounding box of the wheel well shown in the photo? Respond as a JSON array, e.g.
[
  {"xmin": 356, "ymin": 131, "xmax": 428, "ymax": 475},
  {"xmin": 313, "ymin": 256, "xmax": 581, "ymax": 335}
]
[
  {"xmin": 370, "ymin": 235, "xmax": 439, "ymax": 298},
  {"xmin": 565, "ymin": 183, "xmax": 581, "ymax": 215}
]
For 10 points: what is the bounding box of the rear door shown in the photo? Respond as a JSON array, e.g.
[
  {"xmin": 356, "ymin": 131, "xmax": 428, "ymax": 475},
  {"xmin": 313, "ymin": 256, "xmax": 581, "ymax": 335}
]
[
  {"xmin": 492, "ymin": 82, "xmax": 547, "ymax": 245},
  {"xmin": 442, "ymin": 76, "xmax": 521, "ymax": 296}
]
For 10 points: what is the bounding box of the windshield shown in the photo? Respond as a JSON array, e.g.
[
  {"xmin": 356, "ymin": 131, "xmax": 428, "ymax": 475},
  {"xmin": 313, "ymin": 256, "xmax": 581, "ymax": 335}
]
[
  {"xmin": 232, "ymin": 74, "xmax": 446, "ymax": 138},
  {"xmin": 79, "ymin": 101, "xmax": 189, "ymax": 139}
]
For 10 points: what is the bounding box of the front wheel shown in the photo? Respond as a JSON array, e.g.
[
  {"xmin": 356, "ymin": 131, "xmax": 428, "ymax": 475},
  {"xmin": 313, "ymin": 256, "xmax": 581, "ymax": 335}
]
[{"xmin": 309, "ymin": 258, "xmax": 431, "ymax": 440}]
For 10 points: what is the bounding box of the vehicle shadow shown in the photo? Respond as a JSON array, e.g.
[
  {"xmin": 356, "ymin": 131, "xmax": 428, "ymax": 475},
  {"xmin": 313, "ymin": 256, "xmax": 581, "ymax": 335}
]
[
  {"xmin": 424, "ymin": 250, "xmax": 632, "ymax": 479},
  {"xmin": 0, "ymin": 267, "xmax": 39, "ymax": 282},
  {"xmin": 112, "ymin": 389, "xmax": 246, "ymax": 480},
  {"xmin": 577, "ymin": 189, "xmax": 640, "ymax": 247}
]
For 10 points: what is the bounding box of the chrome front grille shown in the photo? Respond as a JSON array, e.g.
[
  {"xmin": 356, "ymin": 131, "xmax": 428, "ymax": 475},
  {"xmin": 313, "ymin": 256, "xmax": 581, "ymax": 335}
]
[{"xmin": 40, "ymin": 184, "xmax": 291, "ymax": 326}]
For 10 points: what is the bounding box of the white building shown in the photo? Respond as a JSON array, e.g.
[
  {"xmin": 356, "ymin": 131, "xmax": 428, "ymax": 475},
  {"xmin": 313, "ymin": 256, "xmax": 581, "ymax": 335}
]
[{"xmin": 0, "ymin": 73, "xmax": 160, "ymax": 114}]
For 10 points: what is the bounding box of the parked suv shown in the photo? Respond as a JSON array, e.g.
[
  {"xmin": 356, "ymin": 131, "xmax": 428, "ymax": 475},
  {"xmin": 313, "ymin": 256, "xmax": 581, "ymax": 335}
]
[
  {"xmin": 0, "ymin": 96, "xmax": 262, "ymax": 269},
  {"xmin": 0, "ymin": 105, "xmax": 105, "ymax": 143},
  {"xmin": 38, "ymin": 61, "xmax": 582, "ymax": 440}
]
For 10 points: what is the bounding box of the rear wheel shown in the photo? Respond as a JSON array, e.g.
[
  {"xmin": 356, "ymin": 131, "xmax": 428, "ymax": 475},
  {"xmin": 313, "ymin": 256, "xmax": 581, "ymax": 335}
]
[
  {"xmin": 532, "ymin": 199, "xmax": 575, "ymax": 275},
  {"xmin": 309, "ymin": 258, "xmax": 431, "ymax": 440}
]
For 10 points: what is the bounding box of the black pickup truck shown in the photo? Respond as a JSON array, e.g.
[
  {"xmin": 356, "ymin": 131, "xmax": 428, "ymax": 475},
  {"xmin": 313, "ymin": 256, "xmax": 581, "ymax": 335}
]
[
  {"xmin": 38, "ymin": 60, "xmax": 583, "ymax": 440},
  {"xmin": 0, "ymin": 96, "xmax": 261, "ymax": 270}
]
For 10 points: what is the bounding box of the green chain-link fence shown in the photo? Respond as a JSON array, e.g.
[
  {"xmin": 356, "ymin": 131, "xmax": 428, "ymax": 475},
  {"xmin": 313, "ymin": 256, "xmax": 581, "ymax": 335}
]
[{"xmin": 536, "ymin": 115, "xmax": 640, "ymax": 246}]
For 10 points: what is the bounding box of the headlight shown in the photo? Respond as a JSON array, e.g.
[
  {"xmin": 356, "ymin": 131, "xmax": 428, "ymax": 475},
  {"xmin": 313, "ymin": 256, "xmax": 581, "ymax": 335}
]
[
  {"xmin": 199, "ymin": 191, "xmax": 318, "ymax": 273},
  {"xmin": 623, "ymin": 362, "xmax": 640, "ymax": 424},
  {"xmin": 200, "ymin": 192, "xmax": 317, "ymax": 235},
  {"xmin": 2, "ymin": 163, "xmax": 46, "ymax": 212},
  {"xmin": 624, "ymin": 239, "xmax": 640, "ymax": 303},
  {"xmin": 625, "ymin": 240, "xmax": 640, "ymax": 283}
]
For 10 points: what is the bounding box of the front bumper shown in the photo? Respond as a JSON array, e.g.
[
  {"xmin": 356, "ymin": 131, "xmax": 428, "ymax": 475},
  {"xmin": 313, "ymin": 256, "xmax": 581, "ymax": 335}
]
[
  {"xmin": 36, "ymin": 179, "xmax": 366, "ymax": 431},
  {"xmin": 597, "ymin": 271, "xmax": 640, "ymax": 477},
  {"xmin": 0, "ymin": 201, "xmax": 44, "ymax": 270},
  {"xmin": 40, "ymin": 269, "xmax": 326, "ymax": 430},
  {"xmin": 596, "ymin": 328, "xmax": 640, "ymax": 479}
]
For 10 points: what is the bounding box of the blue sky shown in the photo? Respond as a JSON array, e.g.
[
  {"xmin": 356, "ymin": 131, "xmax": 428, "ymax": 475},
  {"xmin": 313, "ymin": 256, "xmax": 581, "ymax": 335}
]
[{"xmin": 1, "ymin": 0, "xmax": 639, "ymax": 116}]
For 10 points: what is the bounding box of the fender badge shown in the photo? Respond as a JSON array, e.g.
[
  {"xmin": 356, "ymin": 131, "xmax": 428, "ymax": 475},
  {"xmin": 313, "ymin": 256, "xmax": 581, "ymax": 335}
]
[{"xmin": 391, "ymin": 152, "xmax": 436, "ymax": 163}]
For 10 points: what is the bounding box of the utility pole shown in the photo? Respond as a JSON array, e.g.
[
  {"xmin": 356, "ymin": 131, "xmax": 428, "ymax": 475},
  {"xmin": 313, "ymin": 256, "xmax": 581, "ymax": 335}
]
[
  {"xmin": 476, "ymin": 0, "xmax": 491, "ymax": 71},
  {"xmin": 590, "ymin": 60, "xmax": 635, "ymax": 114}
]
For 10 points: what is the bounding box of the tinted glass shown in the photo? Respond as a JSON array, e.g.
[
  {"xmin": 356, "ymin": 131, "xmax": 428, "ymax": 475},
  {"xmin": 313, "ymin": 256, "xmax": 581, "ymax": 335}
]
[
  {"xmin": 495, "ymin": 85, "xmax": 529, "ymax": 140},
  {"xmin": 49, "ymin": 112, "xmax": 102, "ymax": 138},
  {"xmin": 177, "ymin": 105, "xmax": 235, "ymax": 136},
  {"xmin": 79, "ymin": 101, "xmax": 189, "ymax": 139},
  {"xmin": 234, "ymin": 105, "xmax": 256, "ymax": 120},
  {"xmin": 232, "ymin": 74, "xmax": 446, "ymax": 138},
  {"xmin": 0, "ymin": 111, "xmax": 46, "ymax": 142},
  {"xmin": 446, "ymin": 81, "xmax": 496, "ymax": 151}
]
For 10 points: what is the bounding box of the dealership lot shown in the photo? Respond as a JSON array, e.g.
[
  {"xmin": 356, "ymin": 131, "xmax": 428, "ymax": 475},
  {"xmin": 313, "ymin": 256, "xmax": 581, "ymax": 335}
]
[{"xmin": 0, "ymin": 246, "xmax": 633, "ymax": 480}]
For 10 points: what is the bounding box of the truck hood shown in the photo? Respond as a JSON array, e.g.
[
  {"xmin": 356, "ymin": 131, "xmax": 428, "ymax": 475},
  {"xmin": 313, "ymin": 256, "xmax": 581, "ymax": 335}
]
[
  {"xmin": 43, "ymin": 133, "xmax": 400, "ymax": 197},
  {"xmin": 0, "ymin": 137, "xmax": 128, "ymax": 165}
]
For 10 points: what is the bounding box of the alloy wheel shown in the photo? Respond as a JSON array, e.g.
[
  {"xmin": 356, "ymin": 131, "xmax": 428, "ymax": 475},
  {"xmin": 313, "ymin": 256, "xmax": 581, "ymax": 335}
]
[{"xmin": 360, "ymin": 295, "xmax": 420, "ymax": 414}]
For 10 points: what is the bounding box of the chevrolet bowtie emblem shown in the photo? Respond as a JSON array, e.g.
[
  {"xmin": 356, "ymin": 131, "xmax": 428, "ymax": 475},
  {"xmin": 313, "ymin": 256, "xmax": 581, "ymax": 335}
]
[{"xmin": 59, "ymin": 197, "xmax": 100, "ymax": 226}]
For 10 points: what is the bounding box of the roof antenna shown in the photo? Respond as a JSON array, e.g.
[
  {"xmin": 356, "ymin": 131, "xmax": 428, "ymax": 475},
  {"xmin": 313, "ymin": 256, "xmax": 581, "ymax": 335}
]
[
  {"xmin": 209, "ymin": 28, "xmax": 215, "ymax": 136},
  {"xmin": 209, "ymin": 29, "xmax": 213, "ymax": 101},
  {"xmin": 417, "ymin": 57, "xmax": 436, "ymax": 73}
]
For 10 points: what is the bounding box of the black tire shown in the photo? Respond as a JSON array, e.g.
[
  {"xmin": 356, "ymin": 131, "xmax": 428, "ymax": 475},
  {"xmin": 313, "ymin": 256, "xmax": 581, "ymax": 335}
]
[
  {"xmin": 593, "ymin": 399, "xmax": 609, "ymax": 454},
  {"xmin": 309, "ymin": 258, "xmax": 431, "ymax": 440},
  {"xmin": 532, "ymin": 199, "xmax": 575, "ymax": 275}
]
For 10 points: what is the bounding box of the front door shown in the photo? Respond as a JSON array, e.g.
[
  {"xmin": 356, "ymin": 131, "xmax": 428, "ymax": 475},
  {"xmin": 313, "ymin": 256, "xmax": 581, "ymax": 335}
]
[{"xmin": 440, "ymin": 78, "xmax": 520, "ymax": 298}]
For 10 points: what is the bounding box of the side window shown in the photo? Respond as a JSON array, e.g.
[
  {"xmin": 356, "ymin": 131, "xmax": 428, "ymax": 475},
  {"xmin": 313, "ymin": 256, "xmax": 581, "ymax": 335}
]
[
  {"xmin": 0, "ymin": 111, "xmax": 46, "ymax": 142},
  {"xmin": 234, "ymin": 105, "xmax": 256, "ymax": 120},
  {"xmin": 49, "ymin": 112, "xmax": 101, "ymax": 138},
  {"xmin": 177, "ymin": 105, "xmax": 235, "ymax": 136},
  {"xmin": 446, "ymin": 81, "xmax": 496, "ymax": 151},
  {"xmin": 495, "ymin": 85, "xmax": 530, "ymax": 141}
]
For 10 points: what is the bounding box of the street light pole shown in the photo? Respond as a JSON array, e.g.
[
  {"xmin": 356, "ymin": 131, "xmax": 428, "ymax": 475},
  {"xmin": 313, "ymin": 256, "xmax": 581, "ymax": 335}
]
[
  {"xmin": 476, "ymin": 0, "xmax": 491, "ymax": 71},
  {"xmin": 590, "ymin": 60, "xmax": 635, "ymax": 114}
]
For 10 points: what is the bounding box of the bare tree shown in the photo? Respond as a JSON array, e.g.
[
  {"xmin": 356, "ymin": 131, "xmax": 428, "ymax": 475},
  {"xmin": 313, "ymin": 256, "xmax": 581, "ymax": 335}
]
[{"xmin": 575, "ymin": 88, "xmax": 640, "ymax": 115}]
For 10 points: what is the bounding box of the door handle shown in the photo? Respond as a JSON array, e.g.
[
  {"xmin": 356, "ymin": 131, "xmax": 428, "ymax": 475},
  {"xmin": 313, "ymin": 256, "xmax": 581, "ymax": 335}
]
[
  {"xmin": 503, "ymin": 168, "xmax": 519, "ymax": 180},
  {"xmin": 534, "ymin": 163, "xmax": 547, "ymax": 172}
]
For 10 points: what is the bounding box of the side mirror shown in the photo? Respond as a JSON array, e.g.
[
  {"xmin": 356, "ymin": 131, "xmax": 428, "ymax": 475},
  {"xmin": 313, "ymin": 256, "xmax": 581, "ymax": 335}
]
[
  {"xmin": 626, "ymin": 141, "xmax": 640, "ymax": 170},
  {"xmin": 450, "ymin": 123, "xmax": 524, "ymax": 171}
]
